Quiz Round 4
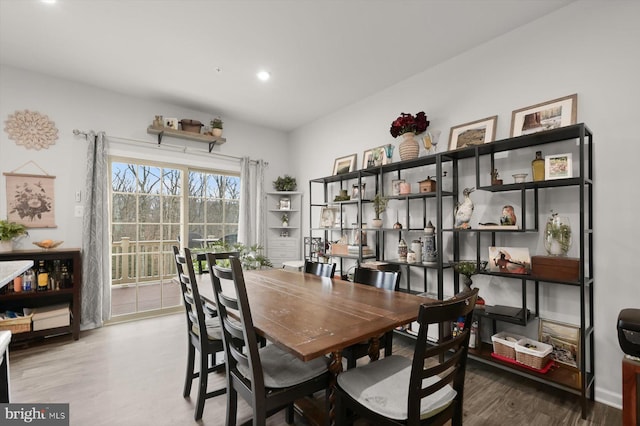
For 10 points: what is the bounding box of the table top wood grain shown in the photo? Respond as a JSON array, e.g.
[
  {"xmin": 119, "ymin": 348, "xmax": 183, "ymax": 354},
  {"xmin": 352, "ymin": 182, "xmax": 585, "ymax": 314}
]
[{"xmin": 204, "ymin": 268, "xmax": 433, "ymax": 361}]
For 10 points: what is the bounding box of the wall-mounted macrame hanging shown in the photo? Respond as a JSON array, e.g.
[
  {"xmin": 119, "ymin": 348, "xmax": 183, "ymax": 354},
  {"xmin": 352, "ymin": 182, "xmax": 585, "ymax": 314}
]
[
  {"xmin": 4, "ymin": 109, "xmax": 59, "ymax": 150},
  {"xmin": 3, "ymin": 161, "xmax": 57, "ymax": 228}
]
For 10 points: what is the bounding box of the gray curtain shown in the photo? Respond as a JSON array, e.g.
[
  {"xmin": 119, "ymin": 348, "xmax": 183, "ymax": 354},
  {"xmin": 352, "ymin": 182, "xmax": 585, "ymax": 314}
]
[
  {"xmin": 238, "ymin": 157, "xmax": 265, "ymax": 247},
  {"xmin": 80, "ymin": 131, "xmax": 111, "ymax": 329}
]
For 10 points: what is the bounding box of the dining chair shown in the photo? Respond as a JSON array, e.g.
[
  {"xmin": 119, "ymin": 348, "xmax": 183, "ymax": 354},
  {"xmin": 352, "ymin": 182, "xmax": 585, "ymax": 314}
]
[
  {"xmin": 342, "ymin": 267, "xmax": 401, "ymax": 369},
  {"xmin": 173, "ymin": 246, "xmax": 226, "ymax": 421},
  {"xmin": 304, "ymin": 260, "xmax": 336, "ymax": 278},
  {"xmin": 335, "ymin": 288, "xmax": 479, "ymax": 426},
  {"xmin": 206, "ymin": 253, "xmax": 330, "ymax": 426}
]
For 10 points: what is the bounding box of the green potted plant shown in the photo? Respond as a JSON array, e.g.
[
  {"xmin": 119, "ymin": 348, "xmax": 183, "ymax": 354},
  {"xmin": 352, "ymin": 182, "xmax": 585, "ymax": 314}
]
[
  {"xmin": 0, "ymin": 219, "xmax": 28, "ymax": 252},
  {"xmin": 371, "ymin": 193, "xmax": 388, "ymax": 228},
  {"xmin": 210, "ymin": 117, "xmax": 223, "ymax": 137},
  {"xmin": 281, "ymin": 213, "xmax": 289, "ymax": 227},
  {"xmin": 273, "ymin": 175, "xmax": 297, "ymax": 192}
]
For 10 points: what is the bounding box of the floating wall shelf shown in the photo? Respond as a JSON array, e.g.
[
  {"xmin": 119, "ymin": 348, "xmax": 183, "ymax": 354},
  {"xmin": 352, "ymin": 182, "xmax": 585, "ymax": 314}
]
[{"xmin": 146, "ymin": 126, "xmax": 227, "ymax": 152}]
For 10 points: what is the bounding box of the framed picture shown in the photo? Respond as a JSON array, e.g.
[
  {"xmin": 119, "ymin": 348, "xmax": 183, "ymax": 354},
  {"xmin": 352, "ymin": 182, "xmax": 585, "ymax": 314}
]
[
  {"xmin": 164, "ymin": 117, "xmax": 179, "ymax": 130},
  {"xmin": 332, "ymin": 154, "xmax": 357, "ymax": 175},
  {"xmin": 391, "ymin": 179, "xmax": 405, "ymax": 196},
  {"xmin": 448, "ymin": 115, "xmax": 498, "ymax": 151},
  {"xmin": 4, "ymin": 172, "xmax": 57, "ymax": 228},
  {"xmin": 319, "ymin": 206, "xmax": 338, "ymax": 228},
  {"xmin": 362, "ymin": 145, "xmax": 389, "ymax": 168},
  {"xmin": 510, "ymin": 94, "xmax": 577, "ymax": 137},
  {"xmin": 279, "ymin": 198, "xmax": 291, "ymax": 210},
  {"xmin": 545, "ymin": 153, "xmax": 573, "ymax": 180},
  {"xmin": 488, "ymin": 246, "xmax": 531, "ymax": 274},
  {"xmin": 539, "ymin": 318, "xmax": 580, "ymax": 368}
]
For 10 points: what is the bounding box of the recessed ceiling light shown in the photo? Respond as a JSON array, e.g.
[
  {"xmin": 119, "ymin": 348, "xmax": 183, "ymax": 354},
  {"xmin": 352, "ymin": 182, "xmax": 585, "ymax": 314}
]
[{"xmin": 257, "ymin": 71, "xmax": 270, "ymax": 82}]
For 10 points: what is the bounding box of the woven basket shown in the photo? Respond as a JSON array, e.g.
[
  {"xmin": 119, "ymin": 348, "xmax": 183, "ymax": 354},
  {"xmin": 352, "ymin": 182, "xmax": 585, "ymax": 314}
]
[
  {"xmin": 0, "ymin": 313, "xmax": 32, "ymax": 334},
  {"xmin": 515, "ymin": 338, "xmax": 553, "ymax": 369},
  {"xmin": 491, "ymin": 332, "xmax": 523, "ymax": 360}
]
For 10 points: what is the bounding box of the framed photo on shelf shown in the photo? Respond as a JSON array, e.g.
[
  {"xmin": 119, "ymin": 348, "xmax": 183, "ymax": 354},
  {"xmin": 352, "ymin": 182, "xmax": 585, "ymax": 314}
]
[
  {"xmin": 362, "ymin": 145, "xmax": 389, "ymax": 168},
  {"xmin": 164, "ymin": 117, "xmax": 179, "ymax": 129},
  {"xmin": 487, "ymin": 246, "xmax": 531, "ymax": 274},
  {"xmin": 510, "ymin": 93, "xmax": 577, "ymax": 137},
  {"xmin": 279, "ymin": 198, "xmax": 291, "ymax": 210},
  {"xmin": 545, "ymin": 153, "xmax": 573, "ymax": 180},
  {"xmin": 539, "ymin": 318, "xmax": 580, "ymax": 368},
  {"xmin": 448, "ymin": 115, "xmax": 498, "ymax": 151},
  {"xmin": 319, "ymin": 206, "xmax": 338, "ymax": 228},
  {"xmin": 391, "ymin": 179, "xmax": 405, "ymax": 196},
  {"xmin": 332, "ymin": 154, "xmax": 357, "ymax": 175}
]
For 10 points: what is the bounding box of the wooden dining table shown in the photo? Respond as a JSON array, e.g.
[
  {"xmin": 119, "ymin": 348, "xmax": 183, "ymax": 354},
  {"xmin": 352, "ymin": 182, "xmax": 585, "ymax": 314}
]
[{"xmin": 198, "ymin": 268, "xmax": 433, "ymax": 425}]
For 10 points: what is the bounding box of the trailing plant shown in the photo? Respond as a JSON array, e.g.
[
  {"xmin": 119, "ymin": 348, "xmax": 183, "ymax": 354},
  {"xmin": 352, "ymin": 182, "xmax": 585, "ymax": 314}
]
[
  {"xmin": 273, "ymin": 175, "xmax": 297, "ymax": 191},
  {"xmin": 0, "ymin": 219, "xmax": 28, "ymax": 241},
  {"xmin": 210, "ymin": 117, "xmax": 223, "ymax": 129},
  {"xmin": 193, "ymin": 240, "xmax": 273, "ymax": 270}
]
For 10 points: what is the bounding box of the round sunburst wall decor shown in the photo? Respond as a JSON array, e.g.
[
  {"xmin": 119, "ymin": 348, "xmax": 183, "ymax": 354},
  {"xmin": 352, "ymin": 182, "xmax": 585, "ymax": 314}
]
[{"xmin": 4, "ymin": 109, "xmax": 59, "ymax": 150}]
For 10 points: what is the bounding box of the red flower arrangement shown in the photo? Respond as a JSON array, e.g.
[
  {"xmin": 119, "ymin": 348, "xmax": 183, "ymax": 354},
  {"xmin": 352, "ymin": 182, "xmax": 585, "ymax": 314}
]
[{"xmin": 390, "ymin": 111, "xmax": 430, "ymax": 138}]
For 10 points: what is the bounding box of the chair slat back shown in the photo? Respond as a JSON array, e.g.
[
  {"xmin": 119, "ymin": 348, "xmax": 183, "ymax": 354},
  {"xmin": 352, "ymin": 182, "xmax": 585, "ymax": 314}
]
[
  {"xmin": 173, "ymin": 246, "xmax": 208, "ymax": 346},
  {"xmin": 304, "ymin": 260, "xmax": 336, "ymax": 278},
  {"xmin": 408, "ymin": 288, "xmax": 478, "ymax": 424},
  {"xmin": 207, "ymin": 253, "xmax": 265, "ymax": 390},
  {"xmin": 353, "ymin": 267, "xmax": 401, "ymax": 291}
]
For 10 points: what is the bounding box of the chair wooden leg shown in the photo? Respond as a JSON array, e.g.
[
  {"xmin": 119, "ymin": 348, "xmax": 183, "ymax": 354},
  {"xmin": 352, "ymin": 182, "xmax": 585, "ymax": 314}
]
[
  {"xmin": 335, "ymin": 390, "xmax": 347, "ymax": 426},
  {"xmin": 347, "ymin": 355, "xmax": 356, "ymax": 370},
  {"xmin": 226, "ymin": 387, "xmax": 237, "ymax": 426},
  {"xmin": 285, "ymin": 403, "xmax": 294, "ymax": 424},
  {"xmin": 184, "ymin": 342, "xmax": 195, "ymax": 397},
  {"xmin": 194, "ymin": 350, "xmax": 208, "ymax": 420},
  {"xmin": 384, "ymin": 332, "xmax": 393, "ymax": 358}
]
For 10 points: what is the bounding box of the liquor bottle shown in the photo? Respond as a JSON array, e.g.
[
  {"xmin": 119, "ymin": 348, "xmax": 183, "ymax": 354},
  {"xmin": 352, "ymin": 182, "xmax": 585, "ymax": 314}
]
[
  {"xmin": 36, "ymin": 260, "xmax": 49, "ymax": 292},
  {"xmin": 23, "ymin": 269, "xmax": 34, "ymax": 292},
  {"xmin": 532, "ymin": 151, "xmax": 545, "ymax": 181},
  {"xmin": 60, "ymin": 264, "xmax": 72, "ymax": 289}
]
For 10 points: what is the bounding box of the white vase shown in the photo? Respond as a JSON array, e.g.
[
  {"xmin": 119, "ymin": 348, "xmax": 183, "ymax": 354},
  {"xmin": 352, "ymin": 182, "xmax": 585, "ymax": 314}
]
[
  {"xmin": 371, "ymin": 218, "xmax": 383, "ymax": 228},
  {"xmin": 211, "ymin": 128, "xmax": 223, "ymax": 137},
  {"xmin": 0, "ymin": 240, "xmax": 13, "ymax": 252}
]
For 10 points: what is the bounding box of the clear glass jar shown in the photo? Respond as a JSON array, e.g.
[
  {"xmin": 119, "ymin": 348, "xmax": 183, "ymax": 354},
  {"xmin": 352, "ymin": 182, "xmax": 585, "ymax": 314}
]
[{"xmin": 544, "ymin": 213, "xmax": 572, "ymax": 256}]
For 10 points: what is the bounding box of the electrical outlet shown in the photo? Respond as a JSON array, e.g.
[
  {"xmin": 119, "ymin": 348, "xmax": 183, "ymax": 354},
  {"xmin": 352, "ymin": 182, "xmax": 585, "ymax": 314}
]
[{"xmin": 74, "ymin": 205, "xmax": 84, "ymax": 217}]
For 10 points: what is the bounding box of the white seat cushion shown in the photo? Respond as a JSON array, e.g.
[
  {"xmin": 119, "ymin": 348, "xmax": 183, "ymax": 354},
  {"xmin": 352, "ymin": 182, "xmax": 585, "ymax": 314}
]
[
  {"xmin": 192, "ymin": 316, "xmax": 222, "ymax": 341},
  {"xmin": 337, "ymin": 355, "xmax": 456, "ymax": 421},
  {"xmin": 237, "ymin": 343, "xmax": 328, "ymax": 389}
]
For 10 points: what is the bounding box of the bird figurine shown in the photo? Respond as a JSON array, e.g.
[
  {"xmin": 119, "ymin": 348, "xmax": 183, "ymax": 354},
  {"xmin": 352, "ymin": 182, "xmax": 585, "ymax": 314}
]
[{"xmin": 454, "ymin": 187, "xmax": 475, "ymax": 229}]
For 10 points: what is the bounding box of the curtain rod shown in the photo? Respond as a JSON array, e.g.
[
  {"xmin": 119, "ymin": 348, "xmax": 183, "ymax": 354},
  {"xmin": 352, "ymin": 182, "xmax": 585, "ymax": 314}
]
[{"xmin": 73, "ymin": 129, "xmax": 266, "ymax": 165}]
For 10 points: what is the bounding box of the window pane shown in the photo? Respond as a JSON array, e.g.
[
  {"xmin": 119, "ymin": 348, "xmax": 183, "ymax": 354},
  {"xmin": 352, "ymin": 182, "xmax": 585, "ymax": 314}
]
[
  {"xmin": 139, "ymin": 224, "xmax": 161, "ymax": 242},
  {"xmin": 112, "ymin": 193, "xmax": 137, "ymax": 222},
  {"xmin": 162, "ymin": 196, "xmax": 180, "ymax": 222},
  {"xmin": 162, "ymin": 169, "xmax": 181, "ymax": 196},
  {"xmin": 189, "ymin": 198, "xmax": 205, "ymax": 223},
  {"xmin": 225, "ymin": 176, "xmax": 240, "ymax": 199},
  {"xmin": 137, "ymin": 165, "xmax": 161, "ymax": 194},
  {"xmin": 139, "ymin": 195, "xmax": 160, "ymax": 223},
  {"xmin": 225, "ymin": 200, "xmax": 239, "ymax": 223},
  {"xmin": 206, "ymin": 199, "xmax": 223, "ymax": 223},
  {"xmin": 112, "ymin": 162, "xmax": 136, "ymax": 193},
  {"xmin": 112, "ymin": 224, "xmax": 137, "ymax": 242}
]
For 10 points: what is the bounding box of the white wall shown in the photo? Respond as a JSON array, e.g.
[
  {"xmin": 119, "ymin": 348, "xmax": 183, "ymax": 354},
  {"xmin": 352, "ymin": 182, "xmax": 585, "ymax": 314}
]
[
  {"xmin": 290, "ymin": 0, "xmax": 640, "ymax": 408},
  {"xmin": 0, "ymin": 65, "xmax": 291, "ymax": 248}
]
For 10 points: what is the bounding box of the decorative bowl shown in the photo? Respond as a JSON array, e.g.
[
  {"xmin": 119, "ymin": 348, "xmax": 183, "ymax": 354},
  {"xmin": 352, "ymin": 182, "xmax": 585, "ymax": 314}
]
[
  {"xmin": 33, "ymin": 240, "xmax": 63, "ymax": 250},
  {"xmin": 512, "ymin": 173, "xmax": 528, "ymax": 183}
]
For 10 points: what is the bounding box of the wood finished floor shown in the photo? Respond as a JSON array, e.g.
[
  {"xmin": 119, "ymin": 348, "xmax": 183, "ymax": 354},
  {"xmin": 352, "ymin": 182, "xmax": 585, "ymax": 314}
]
[{"xmin": 8, "ymin": 313, "xmax": 621, "ymax": 426}]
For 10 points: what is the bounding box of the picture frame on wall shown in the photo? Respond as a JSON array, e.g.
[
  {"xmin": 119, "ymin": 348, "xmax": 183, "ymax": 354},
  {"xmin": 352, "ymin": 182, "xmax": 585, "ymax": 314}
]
[
  {"xmin": 332, "ymin": 154, "xmax": 357, "ymax": 175},
  {"xmin": 545, "ymin": 153, "xmax": 573, "ymax": 180},
  {"xmin": 510, "ymin": 93, "xmax": 577, "ymax": 137},
  {"xmin": 448, "ymin": 115, "xmax": 498, "ymax": 151},
  {"xmin": 164, "ymin": 117, "xmax": 179, "ymax": 130},
  {"xmin": 279, "ymin": 198, "xmax": 291, "ymax": 210},
  {"xmin": 4, "ymin": 172, "xmax": 57, "ymax": 228},
  {"xmin": 539, "ymin": 318, "xmax": 580, "ymax": 368}
]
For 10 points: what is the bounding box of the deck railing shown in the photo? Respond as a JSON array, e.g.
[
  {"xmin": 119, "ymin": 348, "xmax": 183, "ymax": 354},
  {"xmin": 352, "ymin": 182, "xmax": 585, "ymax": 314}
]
[{"xmin": 111, "ymin": 237, "xmax": 178, "ymax": 286}]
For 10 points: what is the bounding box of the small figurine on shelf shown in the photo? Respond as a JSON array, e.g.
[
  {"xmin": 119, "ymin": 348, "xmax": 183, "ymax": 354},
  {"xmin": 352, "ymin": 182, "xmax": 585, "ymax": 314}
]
[
  {"xmin": 491, "ymin": 168, "xmax": 503, "ymax": 185},
  {"xmin": 454, "ymin": 187, "xmax": 475, "ymax": 229}
]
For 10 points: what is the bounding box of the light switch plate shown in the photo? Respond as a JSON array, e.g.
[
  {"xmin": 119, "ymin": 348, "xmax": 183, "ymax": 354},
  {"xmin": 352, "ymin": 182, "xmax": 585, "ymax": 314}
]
[{"xmin": 74, "ymin": 205, "xmax": 84, "ymax": 217}]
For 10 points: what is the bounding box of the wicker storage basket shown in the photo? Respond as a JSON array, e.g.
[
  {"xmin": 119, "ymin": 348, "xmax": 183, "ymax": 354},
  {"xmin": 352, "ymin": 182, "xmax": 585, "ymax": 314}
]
[
  {"xmin": 515, "ymin": 338, "xmax": 553, "ymax": 369},
  {"xmin": 0, "ymin": 313, "xmax": 33, "ymax": 334},
  {"xmin": 491, "ymin": 332, "xmax": 524, "ymax": 360}
]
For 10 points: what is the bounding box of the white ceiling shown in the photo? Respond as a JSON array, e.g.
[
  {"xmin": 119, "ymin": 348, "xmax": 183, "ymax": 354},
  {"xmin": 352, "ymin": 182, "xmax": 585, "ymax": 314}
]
[{"xmin": 0, "ymin": 0, "xmax": 574, "ymax": 132}]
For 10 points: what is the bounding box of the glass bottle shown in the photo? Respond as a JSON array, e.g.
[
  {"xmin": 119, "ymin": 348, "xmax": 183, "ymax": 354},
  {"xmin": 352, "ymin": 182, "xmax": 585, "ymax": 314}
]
[
  {"xmin": 23, "ymin": 269, "xmax": 34, "ymax": 292},
  {"xmin": 532, "ymin": 151, "xmax": 545, "ymax": 181},
  {"xmin": 36, "ymin": 260, "xmax": 49, "ymax": 292},
  {"xmin": 60, "ymin": 265, "xmax": 72, "ymax": 289}
]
